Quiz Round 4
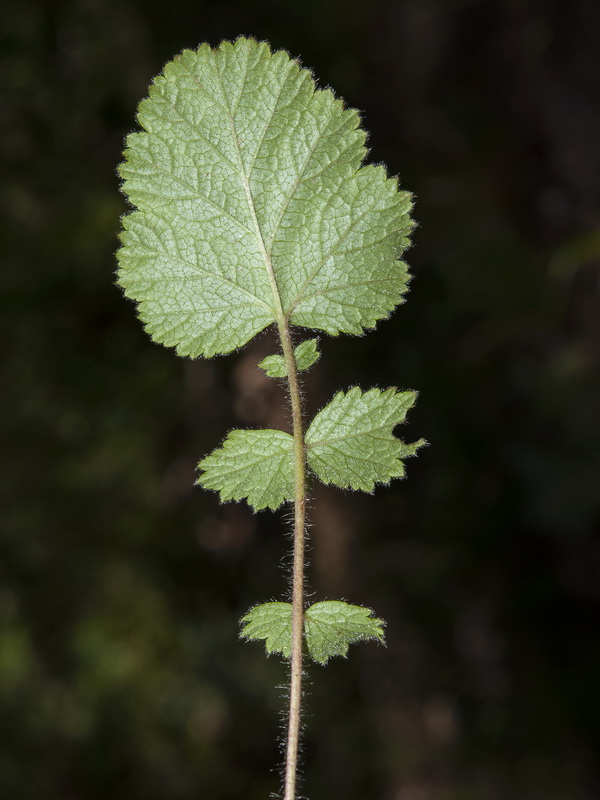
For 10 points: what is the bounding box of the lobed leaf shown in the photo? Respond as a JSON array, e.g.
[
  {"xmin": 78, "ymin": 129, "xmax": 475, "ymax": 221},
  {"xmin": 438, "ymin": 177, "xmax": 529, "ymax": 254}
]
[
  {"xmin": 240, "ymin": 600, "xmax": 385, "ymax": 664},
  {"xmin": 198, "ymin": 386, "xmax": 423, "ymax": 513},
  {"xmin": 117, "ymin": 37, "xmax": 413, "ymax": 358},
  {"xmin": 196, "ymin": 429, "xmax": 294, "ymax": 510},
  {"xmin": 306, "ymin": 387, "xmax": 425, "ymax": 492},
  {"xmin": 259, "ymin": 337, "xmax": 320, "ymax": 378},
  {"xmin": 240, "ymin": 602, "xmax": 292, "ymax": 658},
  {"xmin": 304, "ymin": 601, "xmax": 385, "ymax": 664}
]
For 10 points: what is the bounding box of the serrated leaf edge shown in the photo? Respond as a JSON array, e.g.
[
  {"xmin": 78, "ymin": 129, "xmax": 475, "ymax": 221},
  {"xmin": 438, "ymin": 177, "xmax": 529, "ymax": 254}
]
[{"xmin": 304, "ymin": 600, "xmax": 386, "ymax": 665}]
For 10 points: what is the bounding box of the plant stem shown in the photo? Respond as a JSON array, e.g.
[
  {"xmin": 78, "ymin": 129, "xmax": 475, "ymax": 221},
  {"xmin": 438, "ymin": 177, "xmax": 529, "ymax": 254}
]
[
  {"xmin": 235, "ymin": 120, "xmax": 306, "ymax": 793},
  {"xmin": 277, "ymin": 317, "xmax": 307, "ymax": 800}
]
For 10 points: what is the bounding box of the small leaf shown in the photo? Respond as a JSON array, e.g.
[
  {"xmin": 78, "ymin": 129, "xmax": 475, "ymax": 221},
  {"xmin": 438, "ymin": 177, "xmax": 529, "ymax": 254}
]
[
  {"xmin": 197, "ymin": 429, "xmax": 294, "ymax": 510},
  {"xmin": 306, "ymin": 387, "xmax": 425, "ymax": 492},
  {"xmin": 240, "ymin": 602, "xmax": 292, "ymax": 658},
  {"xmin": 304, "ymin": 601, "xmax": 385, "ymax": 665},
  {"xmin": 241, "ymin": 600, "xmax": 384, "ymax": 664},
  {"xmin": 259, "ymin": 338, "xmax": 320, "ymax": 378},
  {"xmin": 258, "ymin": 353, "xmax": 287, "ymax": 378},
  {"xmin": 294, "ymin": 338, "xmax": 320, "ymax": 371}
]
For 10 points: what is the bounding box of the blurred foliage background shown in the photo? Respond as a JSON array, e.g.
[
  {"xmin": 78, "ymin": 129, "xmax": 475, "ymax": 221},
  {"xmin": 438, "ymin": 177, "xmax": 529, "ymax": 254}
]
[{"xmin": 1, "ymin": 0, "xmax": 599, "ymax": 798}]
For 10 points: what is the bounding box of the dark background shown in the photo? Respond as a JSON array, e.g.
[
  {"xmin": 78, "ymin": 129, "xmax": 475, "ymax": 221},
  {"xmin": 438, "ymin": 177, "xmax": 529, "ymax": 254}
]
[{"xmin": 1, "ymin": 0, "xmax": 599, "ymax": 798}]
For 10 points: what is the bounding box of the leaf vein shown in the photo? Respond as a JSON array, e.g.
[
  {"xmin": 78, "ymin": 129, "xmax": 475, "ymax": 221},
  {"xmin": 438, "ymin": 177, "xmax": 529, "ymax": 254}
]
[
  {"xmin": 286, "ymin": 193, "xmax": 393, "ymax": 315},
  {"xmin": 129, "ymin": 245, "xmax": 273, "ymax": 311}
]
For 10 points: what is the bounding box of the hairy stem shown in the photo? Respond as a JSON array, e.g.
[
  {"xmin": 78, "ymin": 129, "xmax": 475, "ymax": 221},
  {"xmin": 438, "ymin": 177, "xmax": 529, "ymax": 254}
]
[{"xmin": 277, "ymin": 317, "xmax": 307, "ymax": 800}]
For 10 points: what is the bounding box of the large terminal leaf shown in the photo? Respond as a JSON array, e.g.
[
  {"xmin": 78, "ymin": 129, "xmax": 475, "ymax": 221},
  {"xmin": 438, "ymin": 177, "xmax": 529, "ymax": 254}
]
[{"xmin": 117, "ymin": 37, "xmax": 413, "ymax": 357}]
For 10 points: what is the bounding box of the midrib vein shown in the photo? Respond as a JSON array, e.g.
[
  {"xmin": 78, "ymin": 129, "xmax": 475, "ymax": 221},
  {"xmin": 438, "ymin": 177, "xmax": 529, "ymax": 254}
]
[{"xmin": 213, "ymin": 55, "xmax": 286, "ymax": 322}]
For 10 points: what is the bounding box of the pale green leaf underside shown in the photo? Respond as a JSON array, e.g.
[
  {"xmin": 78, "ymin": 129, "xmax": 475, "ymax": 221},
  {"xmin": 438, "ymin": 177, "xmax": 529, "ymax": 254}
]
[
  {"xmin": 196, "ymin": 429, "xmax": 293, "ymax": 510},
  {"xmin": 259, "ymin": 337, "xmax": 320, "ymax": 378},
  {"xmin": 197, "ymin": 387, "xmax": 423, "ymax": 510},
  {"xmin": 240, "ymin": 600, "xmax": 385, "ymax": 664},
  {"xmin": 117, "ymin": 37, "xmax": 413, "ymax": 358},
  {"xmin": 306, "ymin": 387, "xmax": 426, "ymax": 492}
]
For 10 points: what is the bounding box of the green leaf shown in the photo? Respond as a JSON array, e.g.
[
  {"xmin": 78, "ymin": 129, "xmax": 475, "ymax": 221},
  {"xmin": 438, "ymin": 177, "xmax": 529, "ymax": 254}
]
[
  {"xmin": 304, "ymin": 601, "xmax": 385, "ymax": 665},
  {"xmin": 240, "ymin": 602, "xmax": 292, "ymax": 658},
  {"xmin": 117, "ymin": 37, "xmax": 413, "ymax": 358},
  {"xmin": 258, "ymin": 354, "xmax": 287, "ymax": 378},
  {"xmin": 294, "ymin": 338, "xmax": 321, "ymax": 371},
  {"xmin": 306, "ymin": 387, "xmax": 425, "ymax": 492},
  {"xmin": 240, "ymin": 600, "xmax": 385, "ymax": 664},
  {"xmin": 196, "ymin": 429, "xmax": 294, "ymax": 510},
  {"xmin": 259, "ymin": 337, "xmax": 320, "ymax": 378}
]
